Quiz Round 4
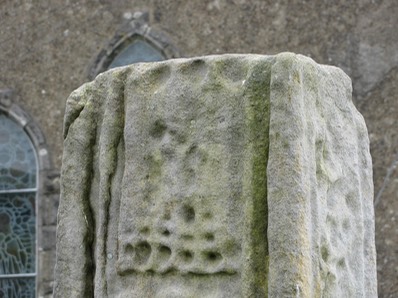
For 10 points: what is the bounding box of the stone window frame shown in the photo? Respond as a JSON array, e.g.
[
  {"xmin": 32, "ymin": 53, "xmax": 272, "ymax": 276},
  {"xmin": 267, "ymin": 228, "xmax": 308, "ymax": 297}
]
[
  {"xmin": 88, "ymin": 11, "xmax": 181, "ymax": 80},
  {"xmin": 0, "ymin": 89, "xmax": 59, "ymax": 297}
]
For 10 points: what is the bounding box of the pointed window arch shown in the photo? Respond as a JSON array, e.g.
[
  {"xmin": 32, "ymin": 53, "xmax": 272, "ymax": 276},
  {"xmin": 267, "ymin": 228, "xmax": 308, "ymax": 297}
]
[
  {"xmin": 108, "ymin": 38, "xmax": 165, "ymax": 69},
  {"xmin": 88, "ymin": 12, "xmax": 180, "ymax": 79},
  {"xmin": 0, "ymin": 89, "xmax": 59, "ymax": 297},
  {"xmin": 0, "ymin": 112, "xmax": 38, "ymax": 297}
]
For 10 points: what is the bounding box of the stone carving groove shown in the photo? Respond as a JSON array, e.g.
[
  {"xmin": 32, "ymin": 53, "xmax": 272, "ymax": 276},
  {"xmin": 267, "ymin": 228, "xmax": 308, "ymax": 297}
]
[
  {"xmin": 117, "ymin": 196, "xmax": 240, "ymax": 275},
  {"xmin": 55, "ymin": 53, "xmax": 377, "ymax": 297}
]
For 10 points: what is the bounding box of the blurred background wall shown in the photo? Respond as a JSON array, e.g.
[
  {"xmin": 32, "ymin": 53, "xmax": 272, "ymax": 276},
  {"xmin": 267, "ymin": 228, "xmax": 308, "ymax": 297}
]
[{"xmin": 0, "ymin": 0, "xmax": 397, "ymax": 297}]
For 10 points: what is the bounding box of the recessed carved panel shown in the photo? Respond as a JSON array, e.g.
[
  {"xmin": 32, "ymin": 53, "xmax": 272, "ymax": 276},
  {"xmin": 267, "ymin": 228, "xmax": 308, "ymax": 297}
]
[
  {"xmin": 54, "ymin": 54, "xmax": 377, "ymax": 297},
  {"xmin": 117, "ymin": 196, "xmax": 241, "ymax": 275}
]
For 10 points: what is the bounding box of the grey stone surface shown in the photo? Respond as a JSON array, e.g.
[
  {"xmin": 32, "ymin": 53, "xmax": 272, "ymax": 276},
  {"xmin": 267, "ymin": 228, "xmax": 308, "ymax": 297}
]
[
  {"xmin": 267, "ymin": 53, "xmax": 376, "ymax": 297},
  {"xmin": 41, "ymin": 226, "xmax": 57, "ymax": 251},
  {"xmin": 55, "ymin": 53, "xmax": 377, "ymax": 297},
  {"xmin": 358, "ymin": 66, "xmax": 398, "ymax": 296},
  {"xmin": 1, "ymin": 2, "xmax": 397, "ymax": 296},
  {"xmin": 40, "ymin": 250, "xmax": 57, "ymax": 282}
]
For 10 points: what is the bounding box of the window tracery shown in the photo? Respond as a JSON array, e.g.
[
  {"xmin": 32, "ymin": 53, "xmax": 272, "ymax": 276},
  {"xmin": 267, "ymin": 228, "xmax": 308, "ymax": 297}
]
[
  {"xmin": 88, "ymin": 12, "xmax": 180, "ymax": 79},
  {"xmin": 0, "ymin": 112, "xmax": 37, "ymax": 298}
]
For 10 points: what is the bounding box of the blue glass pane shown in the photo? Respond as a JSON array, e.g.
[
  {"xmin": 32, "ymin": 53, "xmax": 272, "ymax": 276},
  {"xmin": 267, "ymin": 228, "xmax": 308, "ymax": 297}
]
[
  {"xmin": 0, "ymin": 277, "xmax": 35, "ymax": 298},
  {"xmin": 0, "ymin": 193, "xmax": 36, "ymax": 275},
  {"xmin": 108, "ymin": 40, "xmax": 165, "ymax": 69},
  {"xmin": 0, "ymin": 113, "xmax": 37, "ymax": 190}
]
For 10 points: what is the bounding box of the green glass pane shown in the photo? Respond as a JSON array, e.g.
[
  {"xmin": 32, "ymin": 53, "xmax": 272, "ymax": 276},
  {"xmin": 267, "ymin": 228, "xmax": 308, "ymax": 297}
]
[
  {"xmin": 0, "ymin": 193, "xmax": 36, "ymax": 275},
  {"xmin": 108, "ymin": 40, "xmax": 165, "ymax": 69},
  {"xmin": 0, "ymin": 277, "xmax": 35, "ymax": 298},
  {"xmin": 0, "ymin": 113, "xmax": 37, "ymax": 190}
]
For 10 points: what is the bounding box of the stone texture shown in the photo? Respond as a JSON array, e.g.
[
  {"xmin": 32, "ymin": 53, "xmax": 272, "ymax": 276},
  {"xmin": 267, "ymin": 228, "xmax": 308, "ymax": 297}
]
[
  {"xmin": 358, "ymin": 66, "xmax": 398, "ymax": 297},
  {"xmin": 1, "ymin": 2, "xmax": 397, "ymax": 296},
  {"xmin": 41, "ymin": 226, "xmax": 57, "ymax": 251},
  {"xmin": 267, "ymin": 53, "xmax": 376, "ymax": 297},
  {"xmin": 55, "ymin": 53, "xmax": 377, "ymax": 297},
  {"xmin": 40, "ymin": 250, "xmax": 57, "ymax": 282}
]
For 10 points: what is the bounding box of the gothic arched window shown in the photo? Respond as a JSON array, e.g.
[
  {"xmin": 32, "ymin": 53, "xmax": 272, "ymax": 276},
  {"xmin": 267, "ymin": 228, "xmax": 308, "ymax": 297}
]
[
  {"xmin": 0, "ymin": 112, "xmax": 37, "ymax": 297},
  {"xmin": 108, "ymin": 38, "xmax": 166, "ymax": 69},
  {"xmin": 88, "ymin": 12, "xmax": 180, "ymax": 79}
]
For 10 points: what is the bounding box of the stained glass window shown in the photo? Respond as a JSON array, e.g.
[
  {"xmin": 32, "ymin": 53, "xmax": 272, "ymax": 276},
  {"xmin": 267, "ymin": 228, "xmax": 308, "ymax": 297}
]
[
  {"xmin": 108, "ymin": 39, "xmax": 165, "ymax": 70},
  {"xmin": 0, "ymin": 112, "xmax": 37, "ymax": 298}
]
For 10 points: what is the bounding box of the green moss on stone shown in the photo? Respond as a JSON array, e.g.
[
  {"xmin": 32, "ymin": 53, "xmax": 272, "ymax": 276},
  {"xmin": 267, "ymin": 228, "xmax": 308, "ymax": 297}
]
[{"xmin": 243, "ymin": 59, "xmax": 272, "ymax": 296}]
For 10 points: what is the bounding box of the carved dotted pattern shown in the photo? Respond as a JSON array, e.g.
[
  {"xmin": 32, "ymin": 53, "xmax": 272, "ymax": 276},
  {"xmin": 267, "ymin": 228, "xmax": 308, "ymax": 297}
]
[
  {"xmin": 118, "ymin": 115, "xmax": 241, "ymax": 275},
  {"xmin": 118, "ymin": 199, "xmax": 240, "ymax": 275}
]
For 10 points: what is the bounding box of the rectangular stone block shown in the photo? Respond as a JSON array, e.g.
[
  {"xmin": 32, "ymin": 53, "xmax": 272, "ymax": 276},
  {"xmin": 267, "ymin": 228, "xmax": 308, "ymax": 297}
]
[
  {"xmin": 55, "ymin": 53, "xmax": 377, "ymax": 297},
  {"xmin": 39, "ymin": 250, "xmax": 56, "ymax": 282},
  {"xmin": 40, "ymin": 225, "xmax": 57, "ymax": 251},
  {"xmin": 41, "ymin": 193, "xmax": 59, "ymax": 226}
]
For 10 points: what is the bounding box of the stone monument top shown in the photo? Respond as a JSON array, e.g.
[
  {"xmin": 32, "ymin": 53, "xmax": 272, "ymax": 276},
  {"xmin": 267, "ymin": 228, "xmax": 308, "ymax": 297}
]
[{"xmin": 54, "ymin": 53, "xmax": 377, "ymax": 297}]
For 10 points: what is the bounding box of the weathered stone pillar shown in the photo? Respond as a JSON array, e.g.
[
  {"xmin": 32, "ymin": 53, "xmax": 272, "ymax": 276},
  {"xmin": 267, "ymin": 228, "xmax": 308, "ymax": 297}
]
[{"xmin": 54, "ymin": 53, "xmax": 377, "ymax": 297}]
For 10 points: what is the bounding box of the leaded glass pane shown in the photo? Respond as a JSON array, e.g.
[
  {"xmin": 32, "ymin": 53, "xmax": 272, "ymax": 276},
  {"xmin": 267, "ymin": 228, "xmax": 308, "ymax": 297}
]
[
  {"xmin": 0, "ymin": 113, "xmax": 37, "ymax": 190},
  {"xmin": 0, "ymin": 193, "xmax": 36, "ymax": 275},
  {"xmin": 0, "ymin": 277, "xmax": 35, "ymax": 298},
  {"xmin": 108, "ymin": 40, "xmax": 165, "ymax": 69}
]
